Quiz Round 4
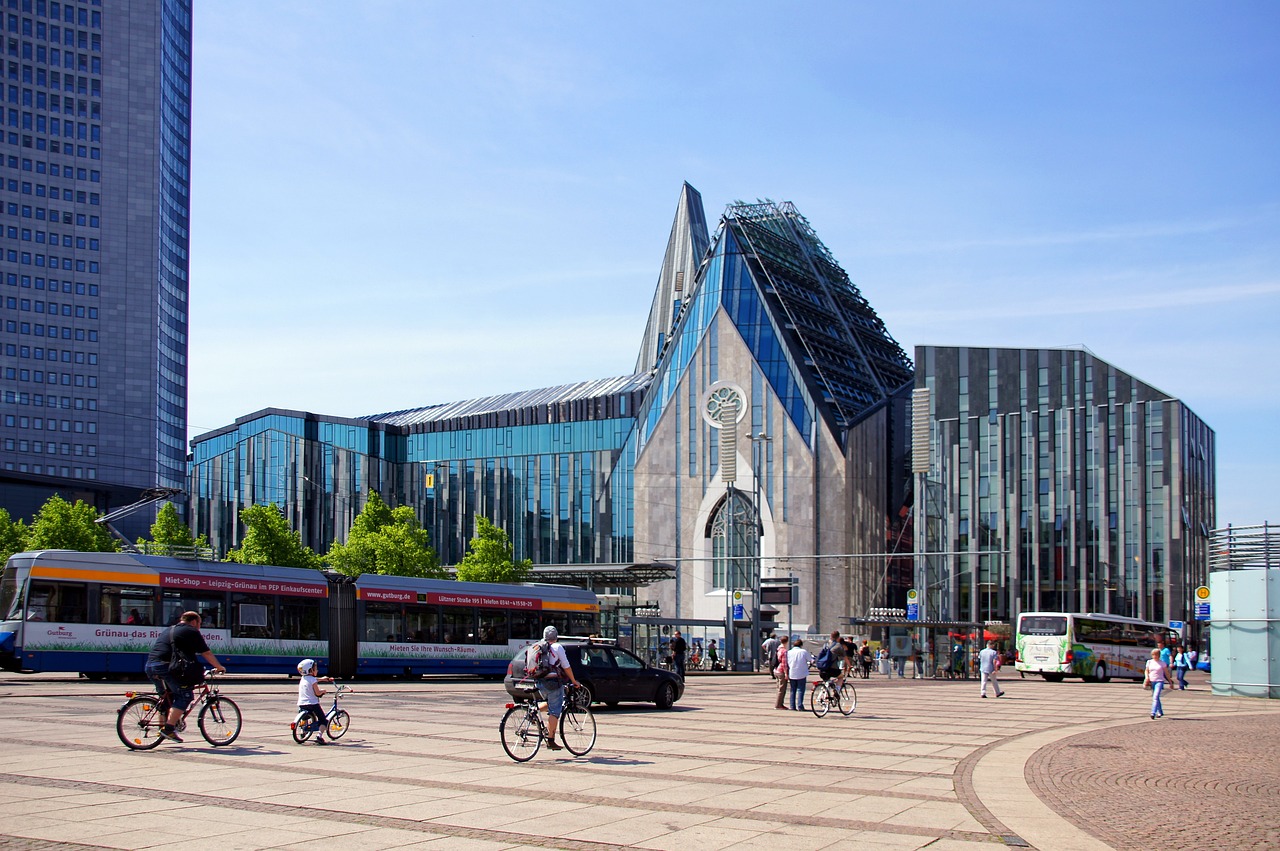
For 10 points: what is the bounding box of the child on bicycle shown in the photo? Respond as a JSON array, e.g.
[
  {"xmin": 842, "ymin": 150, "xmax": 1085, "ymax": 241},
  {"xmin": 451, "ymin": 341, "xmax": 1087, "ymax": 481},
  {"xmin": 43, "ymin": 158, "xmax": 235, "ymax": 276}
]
[{"xmin": 296, "ymin": 658, "xmax": 334, "ymax": 745}]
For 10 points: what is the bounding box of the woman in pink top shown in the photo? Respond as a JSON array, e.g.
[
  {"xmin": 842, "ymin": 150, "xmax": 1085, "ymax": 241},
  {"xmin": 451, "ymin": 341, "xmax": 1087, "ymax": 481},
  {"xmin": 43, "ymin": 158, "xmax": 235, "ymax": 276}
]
[{"xmin": 1143, "ymin": 648, "xmax": 1170, "ymax": 719}]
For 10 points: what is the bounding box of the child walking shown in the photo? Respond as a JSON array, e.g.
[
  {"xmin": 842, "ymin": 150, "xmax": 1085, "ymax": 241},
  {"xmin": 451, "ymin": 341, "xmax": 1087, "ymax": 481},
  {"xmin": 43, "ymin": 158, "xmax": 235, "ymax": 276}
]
[{"xmin": 296, "ymin": 658, "xmax": 333, "ymax": 744}]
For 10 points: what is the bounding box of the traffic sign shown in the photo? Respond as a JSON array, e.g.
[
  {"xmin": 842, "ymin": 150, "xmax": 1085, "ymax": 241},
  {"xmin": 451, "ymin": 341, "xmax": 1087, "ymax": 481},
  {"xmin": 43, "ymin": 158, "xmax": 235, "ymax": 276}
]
[
  {"xmin": 1194, "ymin": 603, "xmax": 1210, "ymax": 621},
  {"xmin": 1169, "ymin": 620, "xmax": 1184, "ymax": 630}
]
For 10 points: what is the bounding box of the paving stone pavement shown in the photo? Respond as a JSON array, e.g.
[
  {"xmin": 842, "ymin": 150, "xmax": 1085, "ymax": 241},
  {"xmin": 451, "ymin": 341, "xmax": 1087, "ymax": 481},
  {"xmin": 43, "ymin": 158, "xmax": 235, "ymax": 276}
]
[{"xmin": 0, "ymin": 668, "xmax": 1275, "ymax": 850}]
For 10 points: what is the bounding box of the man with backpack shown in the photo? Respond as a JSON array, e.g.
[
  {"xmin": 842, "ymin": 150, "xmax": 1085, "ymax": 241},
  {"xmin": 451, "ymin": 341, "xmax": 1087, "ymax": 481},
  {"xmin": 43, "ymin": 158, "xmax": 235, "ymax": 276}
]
[
  {"xmin": 816, "ymin": 630, "xmax": 850, "ymax": 687},
  {"xmin": 524, "ymin": 626, "xmax": 581, "ymax": 750}
]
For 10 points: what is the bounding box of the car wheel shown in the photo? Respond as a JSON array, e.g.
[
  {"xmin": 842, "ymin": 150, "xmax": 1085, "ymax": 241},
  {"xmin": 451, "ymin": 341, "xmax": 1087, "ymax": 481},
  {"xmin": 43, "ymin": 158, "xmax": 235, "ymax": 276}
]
[{"xmin": 655, "ymin": 681, "xmax": 677, "ymax": 710}]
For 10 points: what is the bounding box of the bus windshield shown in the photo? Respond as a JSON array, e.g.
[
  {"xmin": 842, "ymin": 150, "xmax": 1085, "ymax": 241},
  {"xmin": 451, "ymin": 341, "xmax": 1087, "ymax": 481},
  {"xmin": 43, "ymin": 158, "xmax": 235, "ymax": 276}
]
[{"xmin": 1020, "ymin": 615, "xmax": 1067, "ymax": 636}]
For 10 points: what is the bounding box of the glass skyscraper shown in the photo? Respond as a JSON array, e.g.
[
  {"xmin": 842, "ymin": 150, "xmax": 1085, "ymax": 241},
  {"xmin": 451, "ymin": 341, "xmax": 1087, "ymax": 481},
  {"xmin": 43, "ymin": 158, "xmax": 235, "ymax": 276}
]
[
  {"xmin": 0, "ymin": 0, "xmax": 191, "ymax": 534},
  {"xmin": 913, "ymin": 346, "xmax": 1215, "ymax": 632}
]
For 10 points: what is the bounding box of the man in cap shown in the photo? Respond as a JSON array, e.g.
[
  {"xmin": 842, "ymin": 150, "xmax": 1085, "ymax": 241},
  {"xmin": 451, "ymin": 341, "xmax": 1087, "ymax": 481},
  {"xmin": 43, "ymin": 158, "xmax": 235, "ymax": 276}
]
[{"xmin": 526, "ymin": 625, "xmax": 581, "ymax": 749}]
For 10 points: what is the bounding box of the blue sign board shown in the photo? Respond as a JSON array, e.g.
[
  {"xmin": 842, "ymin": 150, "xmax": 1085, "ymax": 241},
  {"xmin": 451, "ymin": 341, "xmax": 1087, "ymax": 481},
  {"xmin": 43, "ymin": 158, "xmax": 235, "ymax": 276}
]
[
  {"xmin": 906, "ymin": 602, "xmax": 919, "ymax": 621},
  {"xmin": 1169, "ymin": 620, "xmax": 1184, "ymax": 630},
  {"xmin": 732, "ymin": 603, "xmax": 745, "ymax": 620},
  {"xmin": 1194, "ymin": 603, "xmax": 1210, "ymax": 621}
]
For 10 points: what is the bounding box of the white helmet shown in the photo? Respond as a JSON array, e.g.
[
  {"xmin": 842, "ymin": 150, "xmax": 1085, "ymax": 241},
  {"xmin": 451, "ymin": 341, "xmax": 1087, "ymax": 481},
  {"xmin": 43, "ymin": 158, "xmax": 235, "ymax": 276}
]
[{"xmin": 297, "ymin": 658, "xmax": 316, "ymax": 674}]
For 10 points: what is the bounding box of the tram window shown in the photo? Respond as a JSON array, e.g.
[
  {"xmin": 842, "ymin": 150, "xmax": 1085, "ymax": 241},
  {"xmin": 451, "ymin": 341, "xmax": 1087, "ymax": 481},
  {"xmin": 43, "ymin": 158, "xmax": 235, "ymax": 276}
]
[
  {"xmin": 365, "ymin": 603, "xmax": 400, "ymax": 642},
  {"xmin": 441, "ymin": 607, "xmax": 475, "ymax": 644},
  {"xmin": 510, "ymin": 611, "xmax": 539, "ymax": 641},
  {"xmin": 161, "ymin": 592, "xmax": 225, "ymax": 628},
  {"xmin": 568, "ymin": 613, "xmax": 596, "ymax": 636},
  {"xmin": 0, "ymin": 571, "xmax": 22, "ymax": 620},
  {"xmin": 232, "ymin": 594, "xmax": 274, "ymax": 639},
  {"xmin": 477, "ymin": 608, "xmax": 507, "ymax": 644},
  {"xmin": 280, "ymin": 598, "xmax": 322, "ymax": 641},
  {"xmin": 543, "ymin": 614, "xmax": 570, "ymax": 637},
  {"xmin": 26, "ymin": 580, "xmax": 86, "ymax": 622},
  {"xmin": 405, "ymin": 606, "xmax": 439, "ymax": 642},
  {"xmin": 100, "ymin": 585, "xmax": 153, "ymax": 625}
]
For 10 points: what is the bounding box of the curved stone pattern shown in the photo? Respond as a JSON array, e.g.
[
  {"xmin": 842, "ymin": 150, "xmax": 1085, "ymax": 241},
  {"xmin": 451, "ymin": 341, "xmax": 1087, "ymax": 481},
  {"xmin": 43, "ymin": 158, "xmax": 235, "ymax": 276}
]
[{"xmin": 1029, "ymin": 714, "xmax": 1280, "ymax": 850}]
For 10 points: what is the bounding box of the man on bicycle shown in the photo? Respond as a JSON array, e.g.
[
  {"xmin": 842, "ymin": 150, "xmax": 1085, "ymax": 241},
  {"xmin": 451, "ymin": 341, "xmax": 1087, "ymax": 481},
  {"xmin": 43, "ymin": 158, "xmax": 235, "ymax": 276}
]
[
  {"xmin": 820, "ymin": 630, "xmax": 851, "ymax": 687},
  {"xmin": 144, "ymin": 611, "xmax": 225, "ymax": 742},
  {"xmin": 525, "ymin": 626, "xmax": 581, "ymax": 751}
]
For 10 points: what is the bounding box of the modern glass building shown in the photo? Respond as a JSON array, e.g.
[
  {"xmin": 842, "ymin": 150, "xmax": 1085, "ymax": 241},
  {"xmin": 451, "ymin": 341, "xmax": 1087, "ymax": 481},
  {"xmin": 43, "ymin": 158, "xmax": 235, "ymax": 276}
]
[
  {"xmin": 0, "ymin": 0, "xmax": 191, "ymax": 536},
  {"xmin": 189, "ymin": 376, "xmax": 648, "ymax": 570},
  {"xmin": 188, "ymin": 185, "xmax": 918, "ymax": 642},
  {"xmin": 912, "ymin": 346, "xmax": 1216, "ymax": 633}
]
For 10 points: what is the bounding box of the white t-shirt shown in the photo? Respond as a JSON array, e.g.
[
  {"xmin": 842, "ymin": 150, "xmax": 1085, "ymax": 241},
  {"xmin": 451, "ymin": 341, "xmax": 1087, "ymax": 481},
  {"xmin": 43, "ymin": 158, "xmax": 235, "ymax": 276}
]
[
  {"xmin": 786, "ymin": 646, "xmax": 815, "ymax": 680},
  {"xmin": 526, "ymin": 640, "xmax": 570, "ymax": 679},
  {"xmin": 297, "ymin": 673, "xmax": 321, "ymax": 707}
]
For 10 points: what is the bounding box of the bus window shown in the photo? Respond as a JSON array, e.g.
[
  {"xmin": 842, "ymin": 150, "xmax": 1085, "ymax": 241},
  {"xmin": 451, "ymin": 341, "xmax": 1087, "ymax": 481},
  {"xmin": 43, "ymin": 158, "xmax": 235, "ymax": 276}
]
[
  {"xmin": 510, "ymin": 611, "xmax": 539, "ymax": 641},
  {"xmin": 161, "ymin": 592, "xmax": 225, "ymax": 628},
  {"xmin": 232, "ymin": 594, "xmax": 275, "ymax": 639},
  {"xmin": 101, "ymin": 585, "xmax": 154, "ymax": 625},
  {"xmin": 280, "ymin": 598, "xmax": 322, "ymax": 641},
  {"xmin": 364, "ymin": 603, "xmax": 401, "ymax": 642},
  {"xmin": 27, "ymin": 580, "xmax": 87, "ymax": 622},
  {"xmin": 477, "ymin": 608, "xmax": 507, "ymax": 644},
  {"xmin": 441, "ymin": 607, "xmax": 475, "ymax": 644},
  {"xmin": 405, "ymin": 606, "xmax": 440, "ymax": 642},
  {"xmin": 1020, "ymin": 615, "xmax": 1067, "ymax": 635},
  {"xmin": 0, "ymin": 570, "xmax": 22, "ymax": 620}
]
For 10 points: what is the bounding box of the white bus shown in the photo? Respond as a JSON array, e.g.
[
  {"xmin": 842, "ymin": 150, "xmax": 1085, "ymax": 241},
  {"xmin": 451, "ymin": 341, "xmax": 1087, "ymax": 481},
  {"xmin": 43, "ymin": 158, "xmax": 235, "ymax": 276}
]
[{"xmin": 1015, "ymin": 612, "xmax": 1179, "ymax": 682}]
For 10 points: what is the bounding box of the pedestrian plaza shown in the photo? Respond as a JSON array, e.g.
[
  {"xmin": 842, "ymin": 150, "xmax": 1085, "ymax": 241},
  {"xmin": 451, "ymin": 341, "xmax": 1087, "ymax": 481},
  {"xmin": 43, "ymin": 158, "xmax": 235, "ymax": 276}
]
[{"xmin": 0, "ymin": 669, "xmax": 1275, "ymax": 850}]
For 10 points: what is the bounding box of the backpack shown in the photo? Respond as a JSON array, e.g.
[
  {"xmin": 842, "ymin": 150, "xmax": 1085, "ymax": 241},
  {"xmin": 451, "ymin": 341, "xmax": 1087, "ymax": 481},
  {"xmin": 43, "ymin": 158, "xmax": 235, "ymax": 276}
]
[
  {"xmin": 524, "ymin": 640, "xmax": 559, "ymax": 680},
  {"xmin": 815, "ymin": 641, "xmax": 840, "ymax": 676}
]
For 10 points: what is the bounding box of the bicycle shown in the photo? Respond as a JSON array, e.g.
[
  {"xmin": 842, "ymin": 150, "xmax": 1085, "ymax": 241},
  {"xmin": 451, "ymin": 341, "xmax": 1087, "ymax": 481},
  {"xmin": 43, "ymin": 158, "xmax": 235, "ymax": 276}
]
[
  {"xmin": 500, "ymin": 681, "xmax": 596, "ymax": 762},
  {"xmin": 291, "ymin": 683, "xmax": 354, "ymax": 743},
  {"xmin": 116, "ymin": 671, "xmax": 242, "ymax": 749},
  {"xmin": 809, "ymin": 675, "xmax": 857, "ymax": 717}
]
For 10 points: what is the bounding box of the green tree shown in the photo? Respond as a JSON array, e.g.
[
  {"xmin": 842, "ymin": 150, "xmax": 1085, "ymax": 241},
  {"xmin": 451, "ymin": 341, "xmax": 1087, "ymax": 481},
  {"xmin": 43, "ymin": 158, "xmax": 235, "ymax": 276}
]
[
  {"xmin": 226, "ymin": 504, "xmax": 322, "ymax": 570},
  {"xmin": 138, "ymin": 502, "xmax": 209, "ymax": 553},
  {"xmin": 24, "ymin": 495, "xmax": 118, "ymax": 553},
  {"xmin": 455, "ymin": 515, "xmax": 531, "ymax": 583},
  {"xmin": 0, "ymin": 508, "xmax": 27, "ymax": 564},
  {"xmin": 325, "ymin": 492, "xmax": 442, "ymax": 578}
]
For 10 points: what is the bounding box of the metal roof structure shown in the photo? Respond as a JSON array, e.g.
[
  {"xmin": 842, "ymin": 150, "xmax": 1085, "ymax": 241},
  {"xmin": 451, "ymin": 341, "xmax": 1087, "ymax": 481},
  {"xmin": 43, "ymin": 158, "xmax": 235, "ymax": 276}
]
[
  {"xmin": 365, "ymin": 373, "xmax": 652, "ymax": 429},
  {"xmin": 444, "ymin": 562, "xmax": 676, "ymax": 590}
]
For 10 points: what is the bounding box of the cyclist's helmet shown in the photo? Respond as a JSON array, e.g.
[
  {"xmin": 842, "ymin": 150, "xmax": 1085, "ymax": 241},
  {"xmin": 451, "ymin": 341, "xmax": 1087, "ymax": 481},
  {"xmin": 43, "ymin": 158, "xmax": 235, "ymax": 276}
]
[{"xmin": 297, "ymin": 658, "xmax": 317, "ymax": 675}]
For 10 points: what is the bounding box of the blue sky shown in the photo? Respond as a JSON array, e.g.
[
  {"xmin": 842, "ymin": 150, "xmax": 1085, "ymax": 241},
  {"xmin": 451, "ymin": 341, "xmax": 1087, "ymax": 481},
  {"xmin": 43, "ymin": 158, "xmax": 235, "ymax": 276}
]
[{"xmin": 188, "ymin": 2, "xmax": 1279, "ymax": 526}]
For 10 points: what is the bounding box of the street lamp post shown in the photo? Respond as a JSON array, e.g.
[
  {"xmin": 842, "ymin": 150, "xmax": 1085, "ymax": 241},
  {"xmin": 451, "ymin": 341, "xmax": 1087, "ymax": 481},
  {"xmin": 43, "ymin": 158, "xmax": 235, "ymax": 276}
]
[{"xmin": 750, "ymin": 431, "xmax": 771, "ymax": 670}]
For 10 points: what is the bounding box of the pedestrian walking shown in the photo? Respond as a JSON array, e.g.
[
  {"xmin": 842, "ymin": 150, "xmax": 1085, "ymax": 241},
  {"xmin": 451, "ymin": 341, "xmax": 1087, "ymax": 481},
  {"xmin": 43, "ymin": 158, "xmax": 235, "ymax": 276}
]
[
  {"xmin": 761, "ymin": 632, "xmax": 779, "ymax": 678},
  {"xmin": 773, "ymin": 635, "xmax": 790, "ymax": 709},
  {"xmin": 1143, "ymin": 648, "xmax": 1170, "ymax": 719},
  {"xmin": 786, "ymin": 637, "xmax": 814, "ymax": 711},
  {"xmin": 1173, "ymin": 646, "xmax": 1191, "ymax": 690},
  {"xmin": 978, "ymin": 640, "xmax": 1004, "ymax": 698},
  {"xmin": 671, "ymin": 630, "xmax": 687, "ymax": 680},
  {"xmin": 877, "ymin": 646, "xmax": 890, "ymax": 677}
]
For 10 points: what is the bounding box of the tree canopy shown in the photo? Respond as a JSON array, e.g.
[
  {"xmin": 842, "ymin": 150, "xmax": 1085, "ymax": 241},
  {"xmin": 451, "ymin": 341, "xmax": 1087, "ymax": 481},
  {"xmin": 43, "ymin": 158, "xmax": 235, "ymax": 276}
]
[
  {"xmin": 325, "ymin": 492, "xmax": 443, "ymax": 578},
  {"xmin": 139, "ymin": 502, "xmax": 209, "ymax": 553},
  {"xmin": 455, "ymin": 515, "xmax": 531, "ymax": 584},
  {"xmin": 23, "ymin": 495, "xmax": 118, "ymax": 554},
  {"xmin": 0, "ymin": 507, "xmax": 27, "ymax": 564},
  {"xmin": 225, "ymin": 503, "xmax": 322, "ymax": 570}
]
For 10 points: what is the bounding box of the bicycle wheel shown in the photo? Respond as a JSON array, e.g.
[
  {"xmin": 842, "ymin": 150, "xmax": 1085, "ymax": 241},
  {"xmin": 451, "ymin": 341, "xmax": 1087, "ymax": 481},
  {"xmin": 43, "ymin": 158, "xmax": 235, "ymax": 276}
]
[
  {"xmin": 500, "ymin": 705, "xmax": 542, "ymax": 762},
  {"xmin": 559, "ymin": 706, "xmax": 596, "ymax": 756},
  {"xmin": 810, "ymin": 684, "xmax": 831, "ymax": 717},
  {"xmin": 198, "ymin": 696, "xmax": 242, "ymax": 746},
  {"xmin": 117, "ymin": 696, "xmax": 165, "ymax": 750},
  {"xmin": 327, "ymin": 709, "xmax": 351, "ymax": 740},
  {"xmin": 292, "ymin": 710, "xmax": 315, "ymax": 743},
  {"xmin": 838, "ymin": 683, "xmax": 857, "ymax": 716}
]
